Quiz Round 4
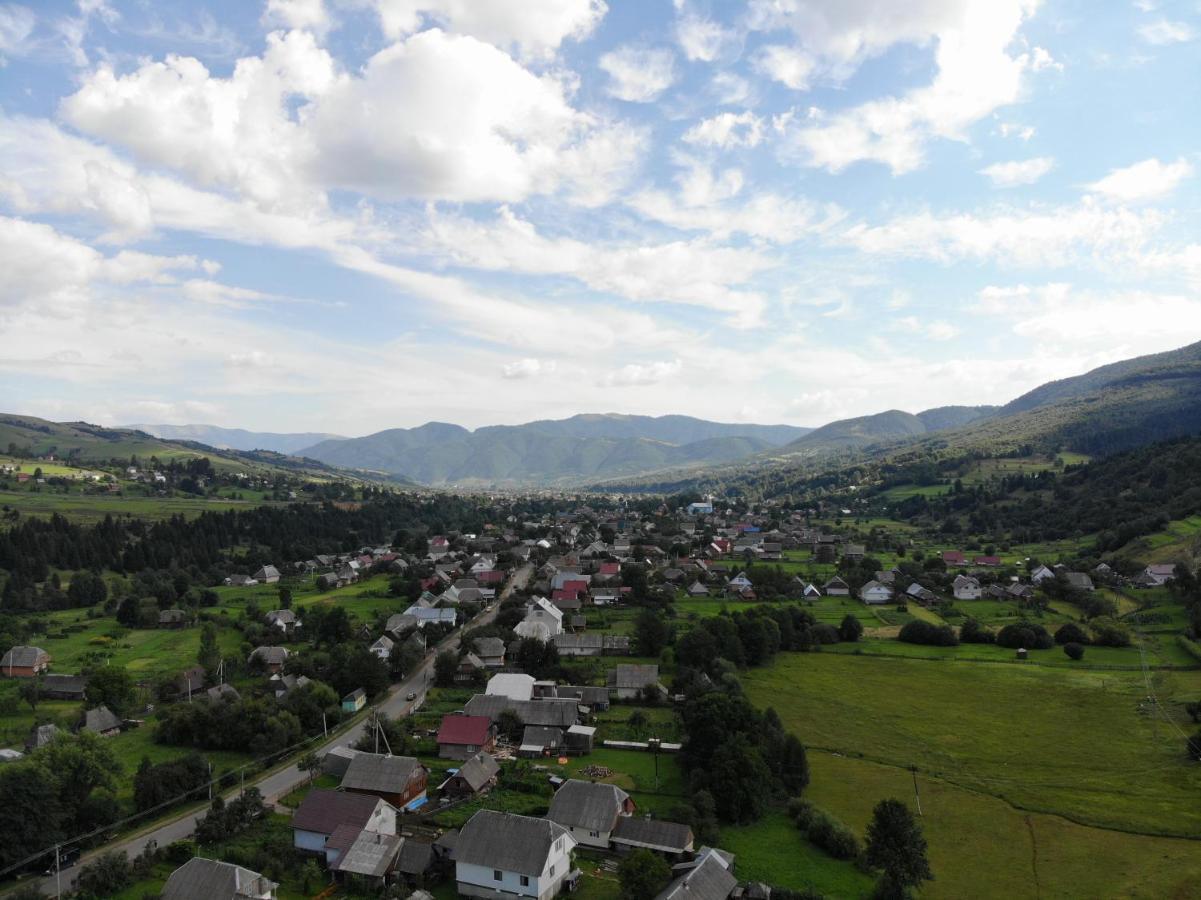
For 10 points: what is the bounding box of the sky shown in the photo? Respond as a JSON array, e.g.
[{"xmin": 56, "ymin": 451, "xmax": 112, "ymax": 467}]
[{"xmin": 1, "ymin": 0, "xmax": 1200, "ymax": 437}]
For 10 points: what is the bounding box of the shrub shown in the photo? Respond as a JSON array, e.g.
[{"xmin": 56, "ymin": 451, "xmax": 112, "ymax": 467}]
[
  {"xmin": 806, "ymin": 809, "xmax": 861, "ymax": 860},
  {"xmin": 996, "ymin": 622, "xmax": 1053, "ymax": 650},
  {"xmin": 1054, "ymin": 622, "xmax": 1090, "ymax": 645},
  {"xmin": 810, "ymin": 623, "xmax": 841, "ymax": 645},
  {"xmin": 1089, "ymin": 617, "xmax": 1131, "ymax": 648},
  {"xmin": 1063, "ymin": 642, "xmax": 1085, "ymax": 661},
  {"xmin": 959, "ymin": 618, "xmax": 994, "ymax": 644},
  {"xmin": 897, "ymin": 620, "xmax": 958, "ymax": 647}
]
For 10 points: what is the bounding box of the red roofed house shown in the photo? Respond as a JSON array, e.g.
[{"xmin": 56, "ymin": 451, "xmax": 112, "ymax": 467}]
[
  {"xmin": 292, "ymin": 789, "xmax": 397, "ymax": 855},
  {"xmin": 560, "ymin": 579, "xmax": 588, "ymax": 597},
  {"xmin": 942, "ymin": 551, "xmax": 965, "ymax": 566},
  {"xmin": 973, "ymin": 555, "xmax": 1001, "ymax": 567},
  {"xmin": 476, "ymin": 570, "xmax": 505, "ymax": 585},
  {"xmin": 598, "ymin": 562, "xmax": 620, "ymax": 577},
  {"xmin": 437, "ymin": 714, "xmax": 497, "ymax": 761}
]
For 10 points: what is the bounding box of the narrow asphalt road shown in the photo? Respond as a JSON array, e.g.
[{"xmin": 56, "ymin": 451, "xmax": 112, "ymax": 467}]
[{"xmin": 20, "ymin": 563, "xmax": 530, "ymax": 897}]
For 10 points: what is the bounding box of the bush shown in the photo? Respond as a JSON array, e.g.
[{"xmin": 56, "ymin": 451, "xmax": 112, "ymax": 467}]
[
  {"xmin": 1054, "ymin": 622, "xmax": 1090, "ymax": 645},
  {"xmin": 810, "ymin": 623, "xmax": 841, "ymax": 645},
  {"xmin": 1187, "ymin": 729, "xmax": 1201, "ymax": 762},
  {"xmin": 1089, "ymin": 617, "xmax": 1131, "ymax": 648},
  {"xmin": 959, "ymin": 618, "xmax": 994, "ymax": 644},
  {"xmin": 897, "ymin": 620, "xmax": 958, "ymax": 647},
  {"xmin": 806, "ymin": 809, "xmax": 861, "ymax": 860},
  {"xmin": 1063, "ymin": 642, "xmax": 1085, "ymax": 661},
  {"xmin": 996, "ymin": 622, "xmax": 1053, "ymax": 650}
]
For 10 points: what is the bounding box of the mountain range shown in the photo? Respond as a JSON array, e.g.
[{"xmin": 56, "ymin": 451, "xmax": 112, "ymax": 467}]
[{"xmin": 124, "ymin": 424, "xmax": 345, "ymax": 455}]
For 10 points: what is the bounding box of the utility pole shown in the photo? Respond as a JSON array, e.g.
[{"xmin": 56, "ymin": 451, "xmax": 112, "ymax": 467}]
[
  {"xmin": 649, "ymin": 737, "xmax": 661, "ymax": 792},
  {"xmin": 208, "ymin": 761, "xmax": 213, "ymax": 802},
  {"xmin": 322, "ymin": 712, "xmax": 328, "ymax": 737},
  {"xmin": 910, "ymin": 765, "xmax": 923, "ymax": 816},
  {"xmin": 374, "ymin": 711, "xmax": 379, "ymax": 754},
  {"xmin": 54, "ymin": 844, "xmax": 61, "ymax": 900}
]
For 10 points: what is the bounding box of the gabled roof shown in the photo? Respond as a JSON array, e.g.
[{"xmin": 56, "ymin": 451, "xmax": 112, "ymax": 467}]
[
  {"xmin": 455, "ymin": 810, "xmax": 573, "ymax": 876},
  {"xmin": 612, "ymin": 816, "xmax": 694, "ymax": 853},
  {"xmin": 655, "ymin": 849, "xmax": 736, "ymax": 900},
  {"xmin": 1, "ymin": 646, "xmax": 48, "ymax": 668},
  {"xmin": 161, "ymin": 857, "xmax": 278, "ymax": 900},
  {"xmin": 547, "ymin": 779, "xmax": 630, "ymax": 833},
  {"xmin": 454, "ymin": 751, "xmax": 500, "ymax": 791},
  {"xmin": 438, "ymin": 714, "xmax": 493, "ymax": 746},
  {"xmin": 334, "ymin": 829, "xmax": 403, "ymax": 878},
  {"xmin": 341, "ymin": 753, "xmax": 424, "ymax": 794},
  {"xmin": 609, "ymin": 664, "xmax": 659, "ymax": 690},
  {"xmin": 292, "ymin": 789, "xmax": 387, "ymax": 835},
  {"xmin": 474, "ymin": 637, "xmax": 506, "ymax": 658},
  {"xmin": 82, "ymin": 704, "xmax": 122, "ymax": 733},
  {"xmin": 464, "ymin": 694, "xmax": 579, "ymax": 728}
]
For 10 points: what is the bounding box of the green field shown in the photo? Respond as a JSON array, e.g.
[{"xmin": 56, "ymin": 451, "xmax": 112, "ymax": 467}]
[
  {"xmin": 742, "ymin": 652, "xmax": 1201, "ymax": 837},
  {"xmin": 0, "ymin": 489, "xmax": 257, "ymax": 522}
]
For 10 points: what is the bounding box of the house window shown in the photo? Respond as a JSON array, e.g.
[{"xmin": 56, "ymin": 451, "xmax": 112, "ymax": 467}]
[
  {"xmin": 589, "ymin": 831, "xmax": 599, "ymax": 838},
  {"xmin": 550, "ymin": 865, "xmax": 556, "ymax": 877},
  {"xmin": 521, "ymin": 876, "xmax": 530, "ymax": 887},
  {"xmin": 494, "ymin": 870, "xmax": 503, "ymax": 881},
  {"xmin": 555, "ymin": 838, "xmax": 563, "ymax": 851}
]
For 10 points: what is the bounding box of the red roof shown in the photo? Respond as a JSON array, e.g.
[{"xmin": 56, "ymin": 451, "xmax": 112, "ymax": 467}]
[
  {"xmin": 552, "ymin": 589, "xmax": 580, "ymax": 601},
  {"xmin": 476, "ymin": 570, "xmax": 505, "ymax": 584},
  {"xmin": 974, "ymin": 555, "xmax": 1001, "ymax": 566},
  {"xmin": 942, "ymin": 551, "xmax": 965, "ymax": 564},
  {"xmin": 437, "ymin": 714, "xmax": 493, "ymax": 747},
  {"xmin": 598, "ymin": 562, "xmax": 620, "ymax": 575},
  {"xmin": 561, "ymin": 580, "xmax": 588, "ymax": 594}
]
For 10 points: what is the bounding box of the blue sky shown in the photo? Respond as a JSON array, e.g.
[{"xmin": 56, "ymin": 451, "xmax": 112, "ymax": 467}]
[{"xmin": 1, "ymin": 0, "xmax": 1199, "ymax": 436}]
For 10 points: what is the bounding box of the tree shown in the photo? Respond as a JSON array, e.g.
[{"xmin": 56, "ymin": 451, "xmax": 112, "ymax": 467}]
[
  {"xmin": 0, "ymin": 762, "xmax": 63, "ymax": 869},
  {"xmin": 633, "ymin": 607, "xmax": 671, "ymax": 657},
  {"xmin": 618, "ymin": 849, "xmax": 672, "ymax": 900},
  {"xmin": 19, "ymin": 676, "xmax": 41, "ymax": 711},
  {"xmin": 298, "ymin": 751, "xmax": 321, "ymax": 784},
  {"xmin": 776, "ymin": 733, "xmax": 810, "ymax": 794},
  {"xmin": 433, "ymin": 649, "xmax": 458, "ymax": 687},
  {"xmin": 1054, "ymin": 622, "xmax": 1089, "ymax": 645},
  {"xmin": 627, "ymin": 709, "xmax": 649, "ymax": 737},
  {"xmin": 75, "ymin": 851, "xmax": 132, "ymax": 898},
  {"xmin": 864, "ymin": 799, "xmax": 933, "ymax": 898},
  {"xmin": 1063, "ymin": 642, "xmax": 1085, "ymax": 661},
  {"xmin": 37, "ymin": 731, "xmax": 120, "ymax": 824},
  {"xmin": 198, "ymin": 621, "xmax": 221, "ymax": 681},
  {"xmin": 703, "ymin": 735, "xmax": 772, "ymax": 823},
  {"xmin": 278, "ymin": 585, "xmax": 293, "ymax": 609},
  {"xmin": 839, "ymin": 614, "xmax": 864, "ymax": 643},
  {"xmin": 84, "ymin": 666, "xmax": 136, "ymax": 716}
]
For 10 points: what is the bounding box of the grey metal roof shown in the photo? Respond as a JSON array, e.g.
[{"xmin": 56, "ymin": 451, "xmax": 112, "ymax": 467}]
[
  {"xmin": 610, "ymin": 664, "xmax": 659, "ymax": 690},
  {"xmin": 455, "ymin": 751, "xmax": 500, "ymax": 791},
  {"xmin": 161, "ymin": 856, "xmax": 278, "ymax": 900},
  {"xmin": 464, "ymin": 694, "xmax": 579, "ymax": 728},
  {"xmin": 474, "ymin": 637, "xmax": 506, "ymax": 658},
  {"xmin": 456, "ymin": 810, "xmax": 572, "ymax": 876},
  {"xmin": 26, "ymin": 723, "xmax": 60, "ymax": 749},
  {"xmin": 1, "ymin": 646, "xmax": 48, "ymax": 668},
  {"xmin": 341, "ymin": 753, "xmax": 424, "ymax": 794},
  {"xmin": 249, "ymin": 646, "xmax": 288, "ymax": 665},
  {"xmin": 292, "ymin": 789, "xmax": 385, "ymax": 835},
  {"xmin": 521, "ymin": 725, "xmax": 563, "ymax": 749},
  {"xmin": 547, "ymin": 779, "xmax": 629, "ymax": 833},
  {"xmin": 82, "ymin": 705, "xmax": 122, "ymax": 733},
  {"xmin": 655, "ymin": 851, "xmax": 736, "ymax": 900},
  {"xmin": 335, "ymin": 829, "xmax": 402, "ymax": 878},
  {"xmin": 396, "ymin": 838, "xmax": 435, "ymax": 875},
  {"xmin": 613, "ymin": 816, "xmax": 694, "ymax": 853}
]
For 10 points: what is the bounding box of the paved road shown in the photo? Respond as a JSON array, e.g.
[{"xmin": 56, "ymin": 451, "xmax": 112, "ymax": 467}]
[{"xmin": 21, "ymin": 564, "xmax": 529, "ymax": 897}]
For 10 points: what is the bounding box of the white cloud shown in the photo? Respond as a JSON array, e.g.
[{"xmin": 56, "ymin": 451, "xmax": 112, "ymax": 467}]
[
  {"xmin": 753, "ymin": 44, "xmax": 815, "ymax": 90},
  {"xmin": 675, "ymin": 11, "xmax": 731, "ymax": 62},
  {"xmin": 997, "ymin": 121, "xmax": 1036, "ymax": 141},
  {"xmin": 0, "ymin": 4, "xmax": 35, "ymax": 56},
  {"xmin": 896, "ymin": 316, "xmax": 958, "ymax": 341},
  {"xmin": 1029, "ymin": 46, "xmax": 1062, "ymax": 71},
  {"xmin": 1138, "ymin": 19, "xmax": 1195, "ymax": 44},
  {"xmin": 979, "ymin": 156, "xmax": 1054, "ymax": 187},
  {"xmin": 371, "ymin": 0, "xmax": 606, "ymax": 59},
  {"xmin": 598, "ymin": 45, "xmax": 676, "ymax": 103},
  {"xmin": 263, "ymin": 0, "xmax": 329, "ymax": 34},
  {"xmin": 502, "ymin": 358, "xmax": 554, "ymax": 379},
  {"xmin": 601, "ymin": 359, "xmax": 682, "ymax": 386},
  {"xmin": 682, "ymin": 111, "xmax": 765, "ymax": 149},
  {"xmin": 710, "ymin": 71, "xmax": 752, "ymax": 105},
  {"xmin": 772, "ymin": 1, "xmax": 1040, "ymax": 173},
  {"xmin": 1085, "ymin": 157, "xmax": 1193, "ymax": 203}
]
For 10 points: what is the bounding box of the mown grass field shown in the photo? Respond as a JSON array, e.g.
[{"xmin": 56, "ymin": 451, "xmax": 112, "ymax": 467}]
[
  {"xmin": 805, "ymin": 752, "xmax": 1201, "ymax": 900},
  {"xmin": 742, "ymin": 652, "xmax": 1201, "ymax": 837},
  {"xmin": 0, "ymin": 488, "xmax": 257, "ymax": 522}
]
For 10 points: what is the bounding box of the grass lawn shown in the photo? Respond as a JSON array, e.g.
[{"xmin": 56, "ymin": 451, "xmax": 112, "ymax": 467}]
[
  {"xmin": 743, "ymin": 652, "xmax": 1201, "ymax": 837},
  {"xmin": 817, "ymin": 636, "xmax": 1183, "ymax": 669},
  {"xmin": 806, "ymin": 752, "xmax": 1201, "ymax": 900},
  {"xmin": 720, "ymin": 810, "xmax": 874, "ymax": 898},
  {"xmin": 0, "ymin": 488, "xmax": 257, "ymax": 523}
]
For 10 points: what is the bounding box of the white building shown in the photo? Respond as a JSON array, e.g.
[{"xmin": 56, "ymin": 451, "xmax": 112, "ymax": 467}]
[
  {"xmin": 859, "ymin": 580, "xmax": 893, "ymax": 605},
  {"xmin": 952, "ymin": 575, "xmax": 982, "ymax": 600},
  {"xmin": 455, "ymin": 810, "xmax": 578, "ymax": 900},
  {"xmin": 486, "ymin": 673, "xmax": 536, "ymax": 702}
]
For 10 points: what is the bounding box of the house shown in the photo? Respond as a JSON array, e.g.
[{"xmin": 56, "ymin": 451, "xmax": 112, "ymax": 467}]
[
  {"xmin": 440, "ymin": 750, "xmax": 500, "ymax": 797},
  {"xmin": 464, "ymin": 695, "xmax": 580, "ymax": 730},
  {"xmin": 859, "ymin": 580, "xmax": 892, "ymax": 605},
  {"xmin": 843, "ymin": 544, "xmax": 866, "ymax": 561},
  {"xmin": 158, "ymin": 608, "xmax": 190, "ymax": 628},
  {"xmin": 973, "ymin": 555, "xmax": 1002, "ymax": 567},
  {"xmin": 726, "ymin": 572, "xmax": 753, "ymax": 593},
  {"xmin": 455, "ymin": 810, "xmax": 578, "ymax": 900},
  {"xmin": 342, "ymin": 688, "xmax": 367, "ymax": 713},
  {"xmin": 161, "ymin": 857, "xmax": 278, "ymax": 900},
  {"xmin": 487, "ymin": 673, "xmax": 536, "ymax": 701},
  {"xmin": 206, "ymin": 683, "xmax": 241, "ymax": 702},
  {"xmin": 81, "ymin": 704, "xmax": 122, "ymax": 736},
  {"xmin": 249, "ymin": 646, "xmax": 289, "ymax": 673},
  {"xmin": 553, "ymin": 633, "xmax": 603, "ymax": 657},
  {"xmin": 654, "ymin": 848, "xmax": 736, "ymax": 900},
  {"xmin": 612, "ymin": 817, "xmax": 695, "ymax": 857},
  {"xmin": 1006, "ymin": 583, "xmax": 1035, "ymax": 601},
  {"xmin": 515, "ymin": 598, "xmax": 564, "ymax": 641},
  {"xmin": 340, "ymin": 753, "xmax": 428, "ymax": 810},
  {"xmin": 608, "ymin": 664, "xmax": 662, "ymax": 700},
  {"xmin": 1, "ymin": 645, "xmax": 50, "ymax": 678},
  {"xmin": 25, "ymin": 723, "xmax": 60, "ymax": 751},
  {"xmin": 456, "ymin": 653, "xmax": 486, "ymax": 682},
  {"xmin": 253, "ymin": 565, "xmax": 281, "ymax": 584},
  {"xmin": 555, "ymin": 685, "xmax": 611, "ymax": 712},
  {"xmin": 686, "ymin": 581, "xmax": 709, "ymax": 597},
  {"xmin": 800, "ymin": 582, "xmax": 822, "ymax": 598},
  {"xmin": 942, "ymin": 551, "xmax": 966, "ymax": 566},
  {"xmin": 292, "ymin": 789, "xmax": 397, "ymax": 854},
  {"xmin": 905, "ymin": 583, "xmax": 938, "ymax": 606},
  {"xmin": 1064, "ymin": 572, "xmax": 1095, "ymax": 592},
  {"xmin": 266, "ymin": 609, "xmax": 299, "ymax": 633},
  {"xmin": 271, "ymin": 673, "xmax": 311, "ymax": 699},
  {"xmin": 178, "ymin": 665, "xmax": 207, "ymax": 697},
  {"xmin": 437, "ymin": 715, "xmax": 497, "ymax": 760},
  {"xmin": 1030, "ymin": 565, "xmax": 1055, "ymax": 583},
  {"xmin": 329, "ymin": 828, "xmax": 403, "ymax": 888},
  {"xmin": 370, "ymin": 635, "xmax": 394, "ymax": 660},
  {"xmin": 952, "ymin": 575, "xmax": 982, "ymax": 600},
  {"xmin": 40, "ymin": 673, "xmax": 87, "ymax": 701},
  {"xmin": 519, "ymin": 725, "xmax": 564, "ymax": 757},
  {"xmin": 822, "ymin": 577, "xmax": 849, "ymax": 597},
  {"xmin": 474, "ymin": 637, "xmax": 507, "ymax": 668},
  {"xmin": 547, "ymin": 779, "xmax": 635, "ymax": 849},
  {"xmin": 1143, "ymin": 564, "xmax": 1177, "ymax": 586},
  {"xmin": 564, "ymin": 724, "xmax": 596, "ymax": 755}
]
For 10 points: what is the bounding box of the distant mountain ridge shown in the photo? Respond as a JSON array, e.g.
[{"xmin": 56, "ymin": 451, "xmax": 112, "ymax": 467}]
[
  {"xmin": 126, "ymin": 424, "xmax": 345, "ymax": 455},
  {"xmin": 299, "ymin": 414, "xmax": 812, "ymax": 486},
  {"xmin": 773, "ymin": 405, "xmax": 998, "ymax": 455}
]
